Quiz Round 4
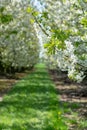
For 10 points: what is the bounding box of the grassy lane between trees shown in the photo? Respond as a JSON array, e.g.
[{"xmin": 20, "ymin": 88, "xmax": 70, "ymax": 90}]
[{"xmin": 0, "ymin": 63, "xmax": 68, "ymax": 130}]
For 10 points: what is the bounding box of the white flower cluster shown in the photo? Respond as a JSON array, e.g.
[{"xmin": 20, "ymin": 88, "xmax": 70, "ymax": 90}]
[
  {"xmin": 0, "ymin": 0, "xmax": 40, "ymax": 70},
  {"xmin": 41, "ymin": 0, "xmax": 87, "ymax": 82}
]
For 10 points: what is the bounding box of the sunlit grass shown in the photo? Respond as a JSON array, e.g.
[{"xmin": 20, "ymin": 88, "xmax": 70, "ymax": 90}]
[
  {"xmin": 0, "ymin": 63, "xmax": 86, "ymax": 130},
  {"xmin": 0, "ymin": 63, "xmax": 68, "ymax": 130}
]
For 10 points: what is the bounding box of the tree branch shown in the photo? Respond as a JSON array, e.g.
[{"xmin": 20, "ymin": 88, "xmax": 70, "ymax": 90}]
[{"xmin": 33, "ymin": 15, "xmax": 50, "ymax": 37}]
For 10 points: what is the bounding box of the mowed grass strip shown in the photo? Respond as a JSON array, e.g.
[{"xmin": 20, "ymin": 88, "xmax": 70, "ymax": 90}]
[{"xmin": 0, "ymin": 63, "xmax": 62, "ymax": 130}]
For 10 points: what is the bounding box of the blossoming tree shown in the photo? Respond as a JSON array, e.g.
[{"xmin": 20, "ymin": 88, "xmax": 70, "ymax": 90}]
[
  {"xmin": 0, "ymin": 0, "xmax": 40, "ymax": 72},
  {"xmin": 35, "ymin": 0, "xmax": 87, "ymax": 82}
]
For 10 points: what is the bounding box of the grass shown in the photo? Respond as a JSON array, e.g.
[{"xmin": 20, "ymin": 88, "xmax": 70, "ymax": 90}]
[
  {"xmin": 0, "ymin": 63, "xmax": 68, "ymax": 130},
  {"xmin": 62, "ymin": 101, "xmax": 87, "ymax": 130},
  {"xmin": 49, "ymin": 69, "xmax": 87, "ymax": 130},
  {"xmin": 0, "ymin": 63, "xmax": 86, "ymax": 130}
]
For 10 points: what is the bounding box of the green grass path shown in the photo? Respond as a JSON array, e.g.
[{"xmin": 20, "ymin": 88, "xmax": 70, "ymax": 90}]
[{"xmin": 0, "ymin": 64, "xmax": 67, "ymax": 130}]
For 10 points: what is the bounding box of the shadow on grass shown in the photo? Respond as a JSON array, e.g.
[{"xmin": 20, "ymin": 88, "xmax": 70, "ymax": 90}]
[
  {"xmin": 49, "ymin": 69, "xmax": 87, "ymax": 130},
  {"xmin": 0, "ymin": 64, "xmax": 59, "ymax": 130},
  {"xmin": 58, "ymin": 100, "xmax": 87, "ymax": 130}
]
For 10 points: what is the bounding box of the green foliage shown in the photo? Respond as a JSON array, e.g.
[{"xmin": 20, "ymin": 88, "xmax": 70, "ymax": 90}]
[
  {"xmin": 74, "ymin": 42, "xmax": 81, "ymax": 47},
  {"xmin": 41, "ymin": 11, "xmax": 48, "ymax": 19},
  {"xmin": 26, "ymin": 6, "xmax": 33, "ymax": 13},
  {"xmin": 27, "ymin": 6, "xmax": 39, "ymax": 17},
  {"xmin": 0, "ymin": 14, "xmax": 13, "ymax": 24},
  {"xmin": 52, "ymin": 29, "xmax": 70, "ymax": 42},
  {"xmin": 44, "ymin": 39, "xmax": 65, "ymax": 54},
  {"xmin": 83, "ymin": 0, "xmax": 87, "ymax": 2},
  {"xmin": 0, "ymin": 7, "xmax": 13, "ymax": 24},
  {"xmin": 44, "ymin": 28, "xmax": 71, "ymax": 54},
  {"xmin": 0, "ymin": 7, "xmax": 5, "ymax": 12},
  {"xmin": 44, "ymin": 40, "xmax": 56, "ymax": 55},
  {"xmin": 80, "ymin": 17, "xmax": 87, "ymax": 27}
]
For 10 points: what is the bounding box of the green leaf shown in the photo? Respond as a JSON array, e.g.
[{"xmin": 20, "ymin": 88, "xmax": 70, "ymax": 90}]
[
  {"xmin": 80, "ymin": 17, "xmax": 87, "ymax": 27},
  {"xmin": 26, "ymin": 7, "xmax": 33, "ymax": 13},
  {"xmin": 0, "ymin": 14, "xmax": 13, "ymax": 24}
]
